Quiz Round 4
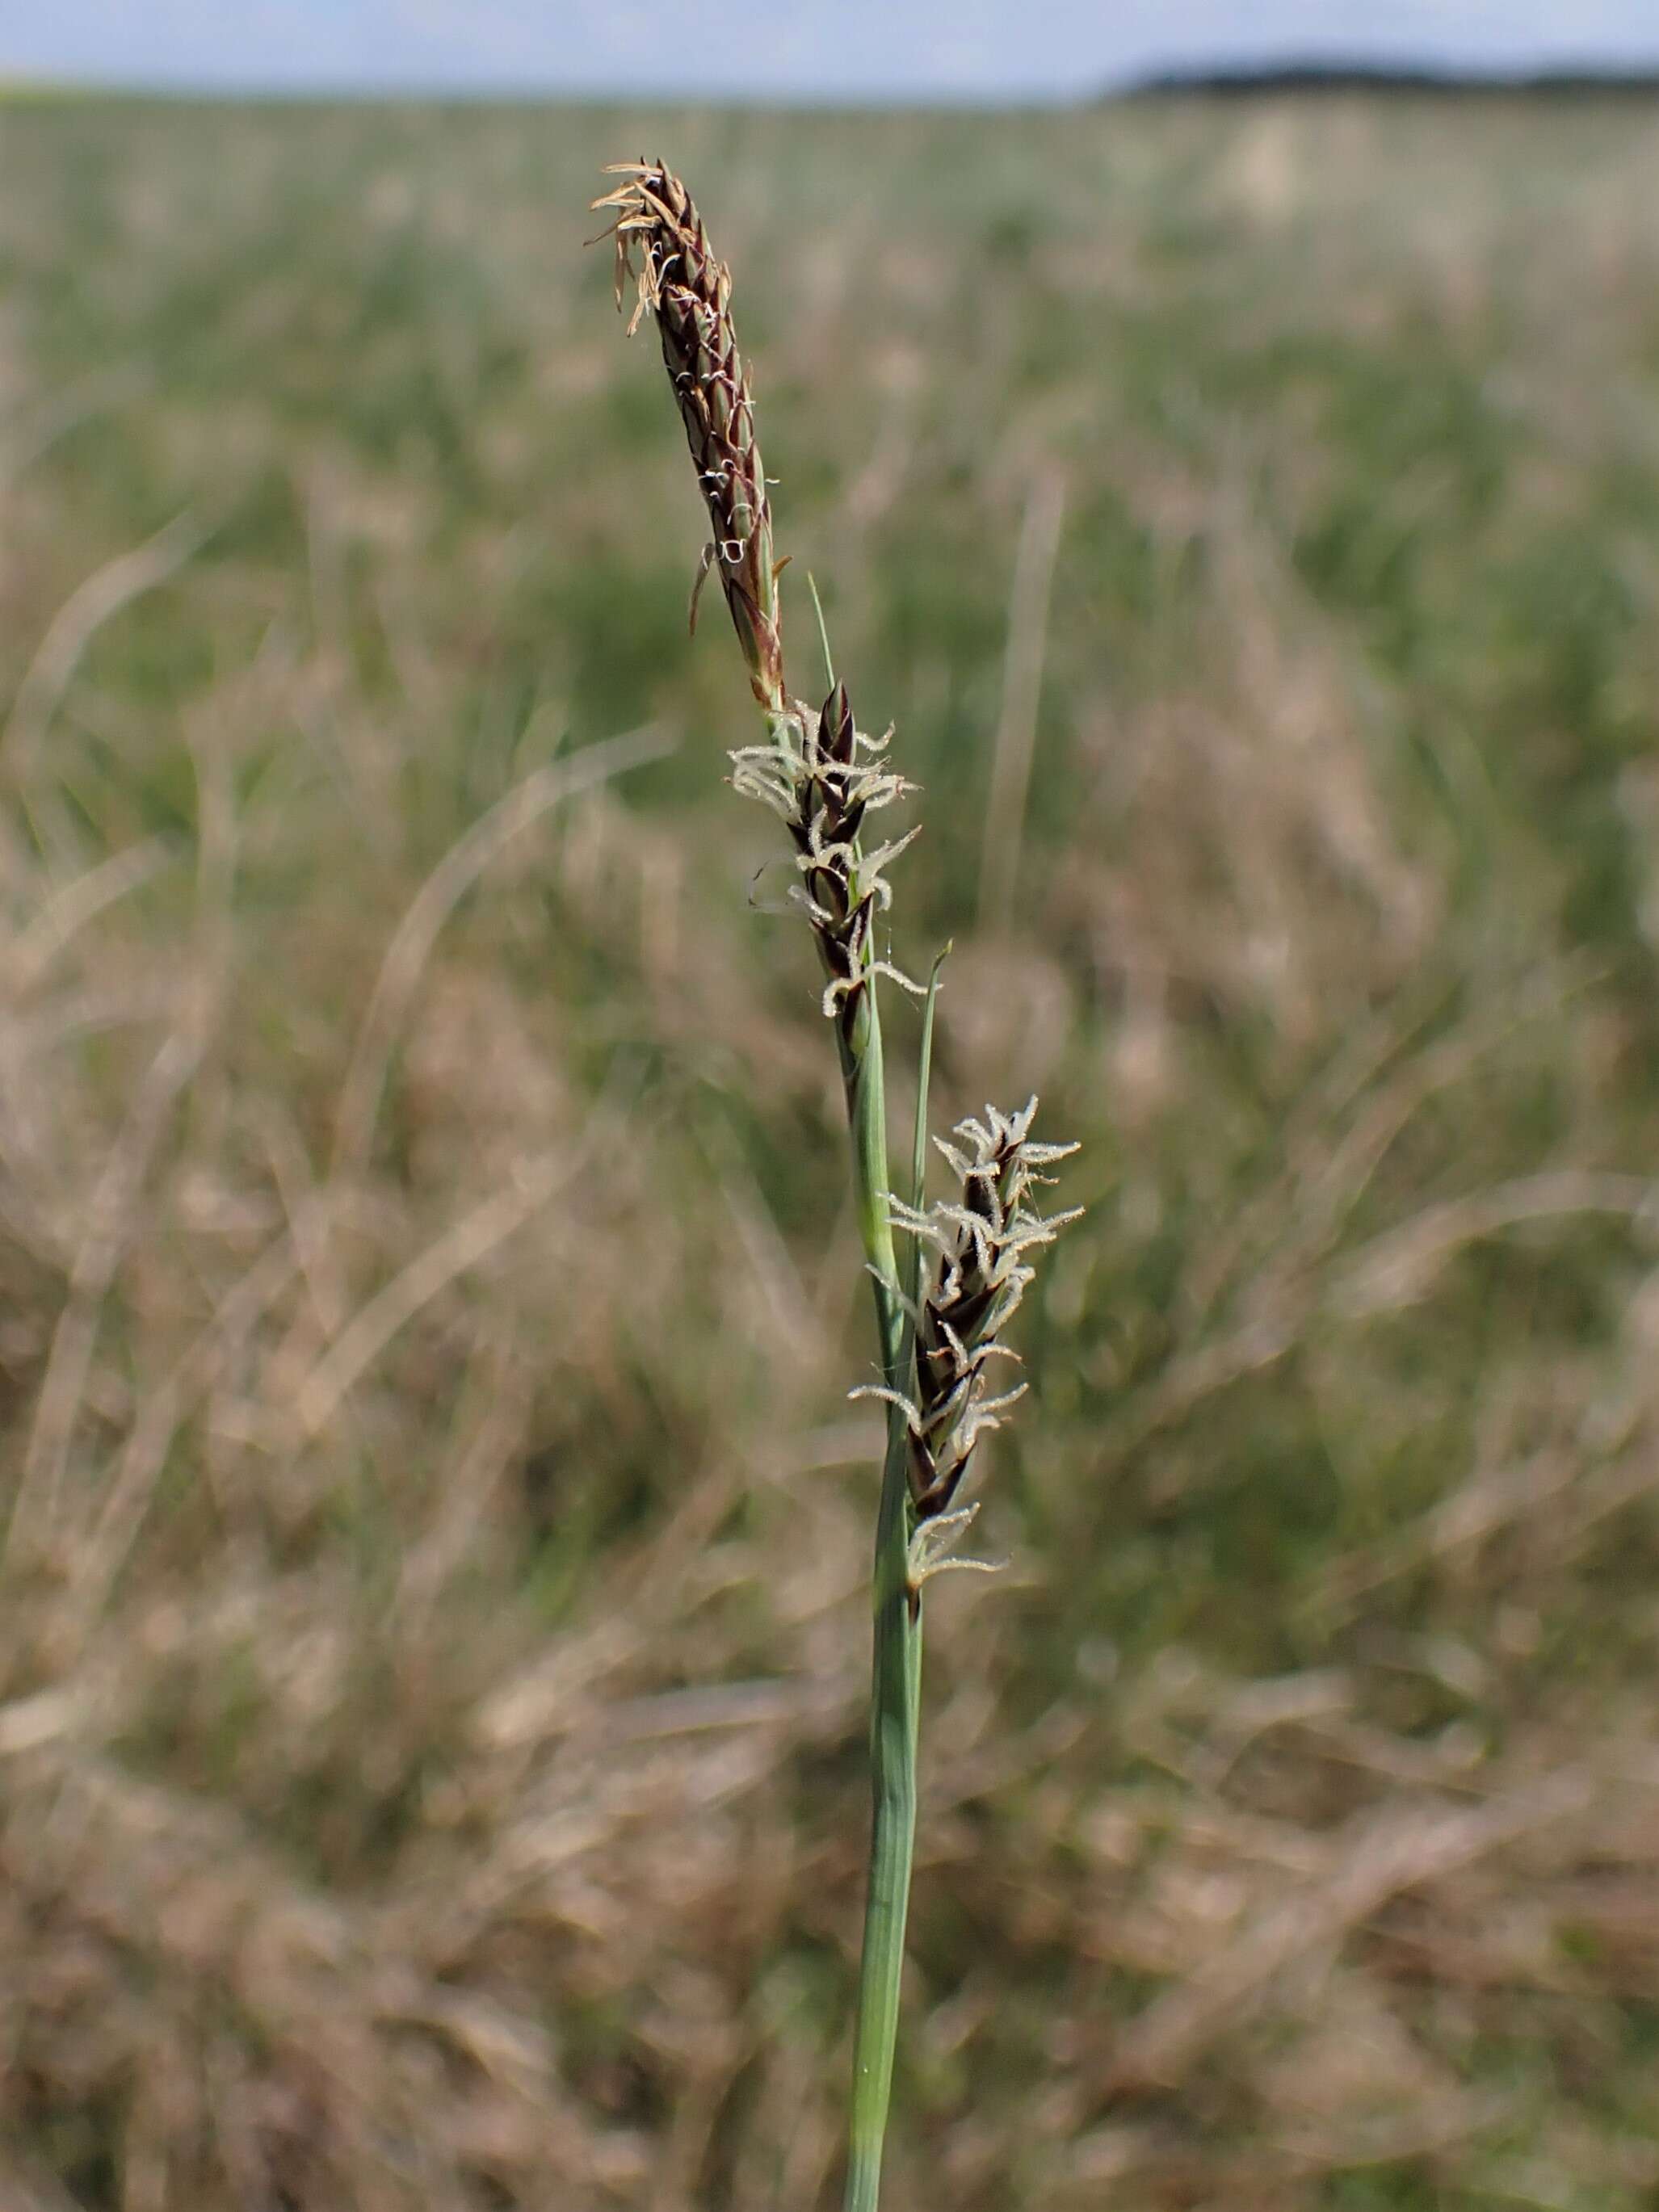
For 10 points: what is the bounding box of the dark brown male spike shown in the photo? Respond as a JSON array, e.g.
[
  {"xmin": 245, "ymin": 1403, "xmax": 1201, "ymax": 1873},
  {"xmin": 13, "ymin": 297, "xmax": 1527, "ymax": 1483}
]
[{"xmin": 590, "ymin": 160, "xmax": 787, "ymax": 713}]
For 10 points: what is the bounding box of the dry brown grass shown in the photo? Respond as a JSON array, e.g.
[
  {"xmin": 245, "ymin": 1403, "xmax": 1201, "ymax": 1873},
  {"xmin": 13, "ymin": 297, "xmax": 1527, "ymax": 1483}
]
[{"xmin": 2, "ymin": 90, "xmax": 1658, "ymax": 2210}]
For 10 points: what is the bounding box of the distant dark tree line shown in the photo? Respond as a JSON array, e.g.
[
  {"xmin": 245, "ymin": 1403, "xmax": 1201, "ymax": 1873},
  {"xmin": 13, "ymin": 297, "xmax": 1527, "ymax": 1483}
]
[{"xmin": 1120, "ymin": 61, "xmax": 1659, "ymax": 100}]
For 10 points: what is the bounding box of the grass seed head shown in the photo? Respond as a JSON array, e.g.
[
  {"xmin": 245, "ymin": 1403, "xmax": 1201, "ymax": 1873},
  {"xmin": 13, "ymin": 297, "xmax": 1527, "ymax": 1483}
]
[
  {"xmin": 729, "ymin": 682, "xmax": 921, "ymax": 1044},
  {"xmin": 892, "ymin": 1098, "xmax": 1082, "ymax": 1518},
  {"xmin": 592, "ymin": 159, "xmax": 787, "ymax": 712}
]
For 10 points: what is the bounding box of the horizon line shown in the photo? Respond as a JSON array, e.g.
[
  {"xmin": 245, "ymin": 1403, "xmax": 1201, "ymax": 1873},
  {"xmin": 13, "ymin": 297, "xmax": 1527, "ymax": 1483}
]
[{"xmin": 6, "ymin": 52, "xmax": 1659, "ymax": 111}]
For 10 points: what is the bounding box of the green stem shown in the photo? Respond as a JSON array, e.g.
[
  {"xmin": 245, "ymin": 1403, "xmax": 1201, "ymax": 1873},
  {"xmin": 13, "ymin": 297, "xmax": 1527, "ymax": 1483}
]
[
  {"xmin": 762, "ymin": 704, "xmax": 935, "ymax": 2210},
  {"xmin": 843, "ymin": 1406, "xmax": 921, "ymax": 2212},
  {"xmin": 842, "ymin": 951, "xmax": 945, "ymax": 2212},
  {"xmin": 836, "ymin": 980, "xmax": 903, "ymax": 1387}
]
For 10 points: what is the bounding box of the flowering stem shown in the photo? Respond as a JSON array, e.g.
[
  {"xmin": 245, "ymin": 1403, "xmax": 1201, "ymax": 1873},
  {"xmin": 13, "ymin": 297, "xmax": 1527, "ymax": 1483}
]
[
  {"xmin": 596, "ymin": 162, "xmax": 1075, "ymax": 2212},
  {"xmin": 842, "ymin": 950, "xmax": 942, "ymax": 2211},
  {"xmin": 844, "ymin": 1400, "xmax": 922, "ymax": 2212},
  {"xmin": 837, "ymin": 970, "xmax": 904, "ymax": 1388}
]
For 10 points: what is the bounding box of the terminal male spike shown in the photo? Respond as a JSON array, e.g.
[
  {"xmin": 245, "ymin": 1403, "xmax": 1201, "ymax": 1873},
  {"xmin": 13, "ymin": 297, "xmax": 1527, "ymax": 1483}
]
[{"xmin": 592, "ymin": 159, "xmax": 787, "ymax": 713}]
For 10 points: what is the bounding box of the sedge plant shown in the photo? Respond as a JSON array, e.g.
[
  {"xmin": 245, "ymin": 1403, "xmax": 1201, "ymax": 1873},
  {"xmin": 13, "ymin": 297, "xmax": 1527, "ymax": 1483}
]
[{"xmin": 592, "ymin": 160, "xmax": 1078, "ymax": 2210}]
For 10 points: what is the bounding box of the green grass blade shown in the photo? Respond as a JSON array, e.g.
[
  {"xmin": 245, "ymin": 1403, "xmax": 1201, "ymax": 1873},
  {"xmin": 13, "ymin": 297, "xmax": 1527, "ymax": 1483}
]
[
  {"xmin": 808, "ymin": 569, "xmax": 838, "ymax": 690},
  {"xmin": 906, "ymin": 942, "xmax": 951, "ymax": 1315}
]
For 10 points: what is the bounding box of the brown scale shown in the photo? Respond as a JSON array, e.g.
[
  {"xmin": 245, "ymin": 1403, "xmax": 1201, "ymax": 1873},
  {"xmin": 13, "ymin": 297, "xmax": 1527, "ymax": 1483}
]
[
  {"xmin": 785, "ymin": 682, "xmax": 884, "ymax": 1057},
  {"xmin": 592, "ymin": 161, "xmax": 786, "ymax": 711},
  {"xmin": 908, "ymin": 1125, "xmax": 1042, "ymax": 1518}
]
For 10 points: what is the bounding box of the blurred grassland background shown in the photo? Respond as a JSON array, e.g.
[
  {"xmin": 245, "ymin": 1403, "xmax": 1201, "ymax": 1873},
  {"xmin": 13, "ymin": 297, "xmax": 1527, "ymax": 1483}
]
[{"xmin": 2, "ymin": 89, "xmax": 1659, "ymax": 2211}]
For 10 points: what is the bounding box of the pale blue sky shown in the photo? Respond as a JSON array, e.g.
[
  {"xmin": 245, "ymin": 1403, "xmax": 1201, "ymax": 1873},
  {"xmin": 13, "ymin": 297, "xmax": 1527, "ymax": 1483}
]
[{"xmin": 2, "ymin": 1, "xmax": 1658, "ymax": 102}]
